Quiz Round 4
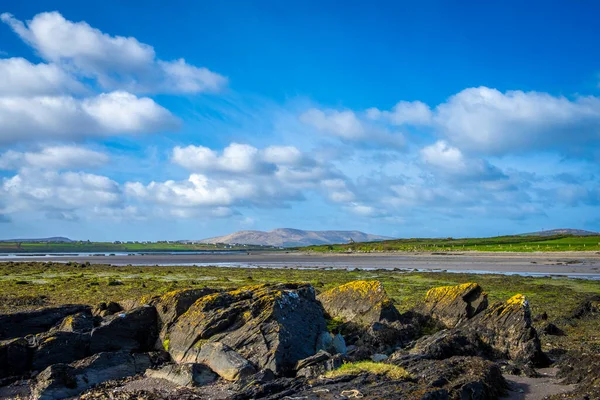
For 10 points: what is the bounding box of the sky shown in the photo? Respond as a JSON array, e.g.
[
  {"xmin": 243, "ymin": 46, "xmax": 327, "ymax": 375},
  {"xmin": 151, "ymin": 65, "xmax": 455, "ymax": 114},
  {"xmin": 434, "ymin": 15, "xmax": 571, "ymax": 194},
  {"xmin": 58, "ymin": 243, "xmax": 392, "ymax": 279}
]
[{"xmin": 1, "ymin": 1, "xmax": 600, "ymax": 240}]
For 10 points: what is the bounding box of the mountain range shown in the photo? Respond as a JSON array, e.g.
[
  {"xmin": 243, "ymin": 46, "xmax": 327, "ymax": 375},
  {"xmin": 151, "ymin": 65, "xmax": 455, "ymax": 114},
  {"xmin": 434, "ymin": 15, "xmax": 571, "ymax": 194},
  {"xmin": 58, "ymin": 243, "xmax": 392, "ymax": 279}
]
[
  {"xmin": 519, "ymin": 228, "xmax": 599, "ymax": 237},
  {"xmin": 192, "ymin": 228, "xmax": 394, "ymax": 247}
]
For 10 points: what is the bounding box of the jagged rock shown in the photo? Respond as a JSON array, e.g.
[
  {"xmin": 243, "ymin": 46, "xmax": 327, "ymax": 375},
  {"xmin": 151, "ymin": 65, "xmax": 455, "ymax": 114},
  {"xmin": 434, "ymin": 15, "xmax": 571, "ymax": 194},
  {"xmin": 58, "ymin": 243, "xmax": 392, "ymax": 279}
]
[
  {"xmin": 93, "ymin": 302, "xmax": 122, "ymax": 318},
  {"xmin": 421, "ymin": 282, "xmax": 488, "ymax": 328},
  {"xmin": 0, "ymin": 338, "xmax": 30, "ymax": 378},
  {"xmin": 570, "ymin": 295, "xmax": 600, "ymax": 319},
  {"xmin": 318, "ymin": 280, "xmax": 400, "ymax": 326},
  {"xmin": 408, "ymin": 293, "xmax": 549, "ymax": 368},
  {"xmin": 295, "ymin": 350, "xmax": 343, "ymax": 378},
  {"xmin": 32, "ymin": 332, "xmax": 90, "ymax": 372},
  {"xmin": 145, "ymin": 363, "xmax": 218, "ymax": 387},
  {"xmin": 50, "ymin": 311, "xmax": 94, "ymax": 333},
  {"xmin": 552, "ymin": 351, "xmax": 600, "ymax": 399},
  {"xmin": 90, "ymin": 306, "xmax": 157, "ymax": 354},
  {"xmin": 191, "ymin": 342, "xmax": 255, "ymax": 381},
  {"xmin": 167, "ymin": 283, "xmax": 326, "ymax": 375},
  {"xmin": 33, "ymin": 351, "xmax": 151, "ymax": 400},
  {"xmin": 0, "ymin": 305, "xmax": 90, "ymax": 340}
]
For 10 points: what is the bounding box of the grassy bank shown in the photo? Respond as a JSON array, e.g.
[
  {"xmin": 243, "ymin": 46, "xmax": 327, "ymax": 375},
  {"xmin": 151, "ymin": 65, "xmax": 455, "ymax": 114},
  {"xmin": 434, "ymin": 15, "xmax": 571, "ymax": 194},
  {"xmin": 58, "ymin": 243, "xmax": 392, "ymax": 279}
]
[
  {"xmin": 0, "ymin": 241, "xmax": 274, "ymax": 253},
  {"xmin": 300, "ymin": 234, "xmax": 600, "ymax": 253}
]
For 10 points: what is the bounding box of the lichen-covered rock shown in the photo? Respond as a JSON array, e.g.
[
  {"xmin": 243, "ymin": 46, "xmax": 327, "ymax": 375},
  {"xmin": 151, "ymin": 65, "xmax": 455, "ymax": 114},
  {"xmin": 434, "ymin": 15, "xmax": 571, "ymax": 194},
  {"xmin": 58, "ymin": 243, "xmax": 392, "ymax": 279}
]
[
  {"xmin": 50, "ymin": 311, "xmax": 94, "ymax": 333},
  {"xmin": 167, "ymin": 283, "xmax": 326, "ymax": 376},
  {"xmin": 32, "ymin": 332, "xmax": 90, "ymax": 372},
  {"xmin": 93, "ymin": 302, "xmax": 123, "ymax": 318},
  {"xmin": 421, "ymin": 282, "xmax": 488, "ymax": 328},
  {"xmin": 33, "ymin": 351, "xmax": 151, "ymax": 400},
  {"xmin": 0, "ymin": 338, "xmax": 30, "ymax": 378},
  {"xmin": 191, "ymin": 342, "xmax": 255, "ymax": 381},
  {"xmin": 318, "ymin": 280, "xmax": 400, "ymax": 326},
  {"xmin": 90, "ymin": 306, "xmax": 157, "ymax": 354},
  {"xmin": 0, "ymin": 305, "xmax": 90, "ymax": 340},
  {"xmin": 145, "ymin": 363, "xmax": 218, "ymax": 386}
]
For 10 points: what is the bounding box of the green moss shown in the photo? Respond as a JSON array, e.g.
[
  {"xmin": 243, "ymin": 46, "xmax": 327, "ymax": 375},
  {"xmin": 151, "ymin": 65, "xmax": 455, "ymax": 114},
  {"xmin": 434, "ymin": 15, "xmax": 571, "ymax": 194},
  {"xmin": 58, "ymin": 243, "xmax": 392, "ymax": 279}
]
[
  {"xmin": 324, "ymin": 361, "xmax": 411, "ymax": 380},
  {"xmin": 326, "ymin": 317, "xmax": 345, "ymax": 332}
]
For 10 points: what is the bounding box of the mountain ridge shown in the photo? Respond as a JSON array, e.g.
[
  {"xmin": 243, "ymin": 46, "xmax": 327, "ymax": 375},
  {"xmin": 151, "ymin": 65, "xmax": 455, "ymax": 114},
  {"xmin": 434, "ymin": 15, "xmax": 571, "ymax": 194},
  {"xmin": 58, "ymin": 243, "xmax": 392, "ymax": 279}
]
[
  {"xmin": 191, "ymin": 228, "xmax": 394, "ymax": 247},
  {"xmin": 519, "ymin": 228, "xmax": 599, "ymax": 237}
]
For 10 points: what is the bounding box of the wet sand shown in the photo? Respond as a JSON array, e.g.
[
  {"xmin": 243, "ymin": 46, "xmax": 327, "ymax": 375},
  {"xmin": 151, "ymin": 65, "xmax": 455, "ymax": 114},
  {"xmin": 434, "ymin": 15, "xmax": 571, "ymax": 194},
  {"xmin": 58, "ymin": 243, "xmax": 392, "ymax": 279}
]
[{"xmin": 4, "ymin": 251, "xmax": 600, "ymax": 278}]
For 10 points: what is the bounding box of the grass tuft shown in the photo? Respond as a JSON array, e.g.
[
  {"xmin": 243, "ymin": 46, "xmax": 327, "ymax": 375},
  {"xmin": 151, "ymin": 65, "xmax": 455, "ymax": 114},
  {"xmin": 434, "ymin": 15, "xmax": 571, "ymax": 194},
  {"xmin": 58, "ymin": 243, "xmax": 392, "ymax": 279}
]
[{"xmin": 324, "ymin": 361, "xmax": 411, "ymax": 380}]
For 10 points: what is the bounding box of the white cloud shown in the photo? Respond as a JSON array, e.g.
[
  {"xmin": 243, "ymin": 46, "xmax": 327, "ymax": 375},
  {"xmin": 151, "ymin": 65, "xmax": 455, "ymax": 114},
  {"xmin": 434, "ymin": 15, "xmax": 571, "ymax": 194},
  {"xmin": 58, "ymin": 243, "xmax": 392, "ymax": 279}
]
[
  {"xmin": 435, "ymin": 86, "xmax": 600, "ymax": 155},
  {"xmin": 0, "ymin": 57, "xmax": 85, "ymax": 96},
  {"xmin": 0, "ymin": 91, "xmax": 178, "ymax": 144},
  {"xmin": 1, "ymin": 12, "xmax": 227, "ymax": 94},
  {"xmin": 300, "ymin": 108, "xmax": 365, "ymax": 139},
  {"xmin": 367, "ymin": 100, "xmax": 432, "ymax": 125},
  {"xmin": 0, "ymin": 146, "xmax": 108, "ymax": 170},
  {"xmin": 1, "ymin": 168, "xmax": 123, "ymax": 215}
]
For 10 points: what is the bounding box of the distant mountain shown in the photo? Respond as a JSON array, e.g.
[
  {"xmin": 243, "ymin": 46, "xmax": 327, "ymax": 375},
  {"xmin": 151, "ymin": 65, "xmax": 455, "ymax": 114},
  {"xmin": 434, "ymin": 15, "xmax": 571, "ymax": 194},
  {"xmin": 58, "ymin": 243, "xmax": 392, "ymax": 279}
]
[
  {"xmin": 193, "ymin": 228, "xmax": 394, "ymax": 247},
  {"xmin": 0, "ymin": 237, "xmax": 73, "ymax": 243},
  {"xmin": 519, "ymin": 228, "xmax": 599, "ymax": 237}
]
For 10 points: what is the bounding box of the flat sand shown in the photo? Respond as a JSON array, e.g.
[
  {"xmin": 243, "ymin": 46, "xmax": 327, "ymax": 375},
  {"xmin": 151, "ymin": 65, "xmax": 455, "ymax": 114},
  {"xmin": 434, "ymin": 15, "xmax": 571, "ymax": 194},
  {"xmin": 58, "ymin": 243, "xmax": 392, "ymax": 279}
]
[{"xmin": 3, "ymin": 251, "xmax": 600, "ymax": 278}]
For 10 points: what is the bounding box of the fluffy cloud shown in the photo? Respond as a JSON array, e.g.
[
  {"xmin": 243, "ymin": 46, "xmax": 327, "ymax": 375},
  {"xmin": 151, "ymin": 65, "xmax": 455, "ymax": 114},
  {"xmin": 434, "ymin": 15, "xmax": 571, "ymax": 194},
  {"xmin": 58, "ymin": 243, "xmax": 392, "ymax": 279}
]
[
  {"xmin": 434, "ymin": 87, "xmax": 600, "ymax": 156},
  {"xmin": 420, "ymin": 140, "xmax": 505, "ymax": 181},
  {"xmin": 0, "ymin": 57, "xmax": 86, "ymax": 95},
  {"xmin": 0, "ymin": 91, "xmax": 178, "ymax": 143},
  {"xmin": 0, "ymin": 146, "xmax": 108, "ymax": 170},
  {"xmin": 367, "ymin": 100, "xmax": 432, "ymax": 125},
  {"xmin": 1, "ymin": 12, "xmax": 227, "ymax": 94},
  {"xmin": 1, "ymin": 169, "xmax": 123, "ymax": 215}
]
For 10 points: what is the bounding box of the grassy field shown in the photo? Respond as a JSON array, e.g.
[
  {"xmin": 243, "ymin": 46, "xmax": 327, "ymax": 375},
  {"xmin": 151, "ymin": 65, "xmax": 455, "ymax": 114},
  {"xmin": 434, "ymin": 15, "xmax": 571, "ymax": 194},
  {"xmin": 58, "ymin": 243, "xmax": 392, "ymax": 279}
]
[
  {"xmin": 301, "ymin": 234, "xmax": 600, "ymax": 253},
  {"xmin": 0, "ymin": 241, "xmax": 274, "ymax": 253},
  {"xmin": 1, "ymin": 261, "xmax": 599, "ymax": 354}
]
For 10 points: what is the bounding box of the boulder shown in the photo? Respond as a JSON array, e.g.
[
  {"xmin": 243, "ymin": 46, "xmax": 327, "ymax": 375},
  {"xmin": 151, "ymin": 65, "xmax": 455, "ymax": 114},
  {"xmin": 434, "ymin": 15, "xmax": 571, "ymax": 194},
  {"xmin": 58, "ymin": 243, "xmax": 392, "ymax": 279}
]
[
  {"xmin": 0, "ymin": 305, "xmax": 90, "ymax": 339},
  {"xmin": 421, "ymin": 282, "xmax": 488, "ymax": 328},
  {"xmin": 295, "ymin": 350, "xmax": 343, "ymax": 378},
  {"xmin": 192, "ymin": 342, "xmax": 255, "ymax": 381},
  {"xmin": 32, "ymin": 332, "xmax": 90, "ymax": 372},
  {"xmin": 0, "ymin": 338, "xmax": 30, "ymax": 378},
  {"xmin": 32, "ymin": 351, "xmax": 151, "ymax": 400},
  {"xmin": 145, "ymin": 363, "xmax": 218, "ymax": 386},
  {"xmin": 317, "ymin": 280, "xmax": 400, "ymax": 326},
  {"xmin": 50, "ymin": 311, "xmax": 94, "ymax": 333},
  {"xmin": 90, "ymin": 306, "xmax": 157, "ymax": 354},
  {"xmin": 93, "ymin": 302, "xmax": 122, "ymax": 318},
  {"xmin": 167, "ymin": 283, "xmax": 326, "ymax": 375}
]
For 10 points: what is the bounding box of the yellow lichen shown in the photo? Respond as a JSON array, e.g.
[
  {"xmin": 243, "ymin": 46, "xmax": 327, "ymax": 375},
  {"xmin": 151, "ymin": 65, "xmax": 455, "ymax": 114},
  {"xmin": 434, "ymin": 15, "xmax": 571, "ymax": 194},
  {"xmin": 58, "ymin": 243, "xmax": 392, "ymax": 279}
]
[
  {"xmin": 321, "ymin": 281, "xmax": 385, "ymax": 300},
  {"xmin": 162, "ymin": 339, "xmax": 170, "ymax": 351},
  {"xmin": 425, "ymin": 282, "xmax": 479, "ymax": 305}
]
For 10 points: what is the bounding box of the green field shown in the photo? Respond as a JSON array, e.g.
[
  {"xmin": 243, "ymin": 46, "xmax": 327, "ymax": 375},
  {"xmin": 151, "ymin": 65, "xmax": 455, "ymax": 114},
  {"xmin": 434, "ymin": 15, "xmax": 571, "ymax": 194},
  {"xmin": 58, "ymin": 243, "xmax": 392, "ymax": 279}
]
[
  {"xmin": 0, "ymin": 241, "xmax": 274, "ymax": 253},
  {"xmin": 1, "ymin": 261, "xmax": 599, "ymax": 354},
  {"xmin": 300, "ymin": 234, "xmax": 600, "ymax": 253}
]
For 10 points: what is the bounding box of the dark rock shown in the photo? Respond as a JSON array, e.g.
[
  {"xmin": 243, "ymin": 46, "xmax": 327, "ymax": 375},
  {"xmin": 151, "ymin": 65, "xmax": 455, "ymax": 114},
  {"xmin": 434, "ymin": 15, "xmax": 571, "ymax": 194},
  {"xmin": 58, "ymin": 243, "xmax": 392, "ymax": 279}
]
[
  {"xmin": 32, "ymin": 332, "xmax": 90, "ymax": 372},
  {"xmin": 540, "ymin": 322, "xmax": 566, "ymax": 336},
  {"xmin": 570, "ymin": 295, "xmax": 600, "ymax": 319},
  {"xmin": 0, "ymin": 305, "xmax": 90, "ymax": 340},
  {"xmin": 533, "ymin": 311, "xmax": 548, "ymax": 322},
  {"xmin": 145, "ymin": 363, "xmax": 217, "ymax": 386},
  {"xmin": 295, "ymin": 350, "xmax": 331, "ymax": 371},
  {"xmin": 191, "ymin": 342, "xmax": 255, "ymax": 381},
  {"xmin": 317, "ymin": 280, "xmax": 400, "ymax": 326},
  {"xmin": 33, "ymin": 351, "xmax": 151, "ymax": 400},
  {"xmin": 295, "ymin": 351, "xmax": 344, "ymax": 378},
  {"xmin": 553, "ymin": 351, "xmax": 600, "ymax": 398},
  {"xmin": 0, "ymin": 338, "xmax": 31, "ymax": 378},
  {"xmin": 50, "ymin": 311, "xmax": 94, "ymax": 333},
  {"xmin": 420, "ymin": 282, "xmax": 488, "ymax": 328},
  {"xmin": 167, "ymin": 283, "xmax": 326, "ymax": 376},
  {"xmin": 90, "ymin": 306, "xmax": 157, "ymax": 353},
  {"xmin": 93, "ymin": 301, "xmax": 122, "ymax": 318}
]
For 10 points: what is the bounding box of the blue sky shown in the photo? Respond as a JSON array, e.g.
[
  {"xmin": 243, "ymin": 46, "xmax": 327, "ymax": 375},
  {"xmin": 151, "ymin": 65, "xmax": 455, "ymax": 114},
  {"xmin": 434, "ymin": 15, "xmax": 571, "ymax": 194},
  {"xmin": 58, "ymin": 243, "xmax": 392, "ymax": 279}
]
[{"xmin": 1, "ymin": 1, "xmax": 600, "ymax": 240}]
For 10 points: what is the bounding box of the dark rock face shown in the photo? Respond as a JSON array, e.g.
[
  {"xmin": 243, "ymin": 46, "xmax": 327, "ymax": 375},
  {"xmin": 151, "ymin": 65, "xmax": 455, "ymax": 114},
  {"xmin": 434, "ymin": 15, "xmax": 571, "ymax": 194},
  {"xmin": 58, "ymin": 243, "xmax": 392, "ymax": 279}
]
[
  {"xmin": 93, "ymin": 302, "xmax": 123, "ymax": 318},
  {"xmin": 295, "ymin": 350, "xmax": 344, "ymax": 378},
  {"xmin": 0, "ymin": 305, "xmax": 90, "ymax": 340},
  {"xmin": 421, "ymin": 282, "xmax": 488, "ymax": 328},
  {"xmin": 0, "ymin": 338, "xmax": 30, "ymax": 378},
  {"xmin": 167, "ymin": 283, "xmax": 326, "ymax": 376},
  {"xmin": 50, "ymin": 311, "xmax": 94, "ymax": 333},
  {"xmin": 318, "ymin": 280, "xmax": 400, "ymax": 326},
  {"xmin": 32, "ymin": 332, "xmax": 90, "ymax": 372},
  {"xmin": 191, "ymin": 342, "xmax": 255, "ymax": 381},
  {"xmin": 33, "ymin": 351, "xmax": 151, "ymax": 400},
  {"xmin": 145, "ymin": 363, "xmax": 218, "ymax": 387},
  {"xmin": 90, "ymin": 306, "xmax": 157, "ymax": 354}
]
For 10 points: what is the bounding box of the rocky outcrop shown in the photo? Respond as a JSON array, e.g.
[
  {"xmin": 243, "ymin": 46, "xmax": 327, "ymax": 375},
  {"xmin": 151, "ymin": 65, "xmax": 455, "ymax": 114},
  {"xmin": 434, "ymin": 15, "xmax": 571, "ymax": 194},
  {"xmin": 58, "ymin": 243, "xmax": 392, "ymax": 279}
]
[
  {"xmin": 145, "ymin": 363, "xmax": 218, "ymax": 387},
  {"xmin": 192, "ymin": 342, "xmax": 255, "ymax": 381},
  {"xmin": 50, "ymin": 311, "xmax": 94, "ymax": 333},
  {"xmin": 0, "ymin": 305, "xmax": 90, "ymax": 340},
  {"xmin": 318, "ymin": 280, "xmax": 400, "ymax": 326},
  {"xmin": 32, "ymin": 332, "xmax": 90, "ymax": 372},
  {"xmin": 33, "ymin": 351, "xmax": 151, "ymax": 400},
  {"xmin": 167, "ymin": 283, "xmax": 326, "ymax": 376},
  {"xmin": 421, "ymin": 282, "xmax": 488, "ymax": 328},
  {"xmin": 90, "ymin": 306, "xmax": 157, "ymax": 353},
  {"xmin": 295, "ymin": 350, "xmax": 344, "ymax": 378},
  {"xmin": 0, "ymin": 338, "xmax": 30, "ymax": 378}
]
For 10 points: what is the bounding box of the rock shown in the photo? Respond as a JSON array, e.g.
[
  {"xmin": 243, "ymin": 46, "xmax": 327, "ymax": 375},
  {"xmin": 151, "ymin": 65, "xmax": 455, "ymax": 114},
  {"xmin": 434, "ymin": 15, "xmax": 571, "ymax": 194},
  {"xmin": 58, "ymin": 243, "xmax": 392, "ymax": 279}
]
[
  {"xmin": 295, "ymin": 350, "xmax": 343, "ymax": 378},
  {"xmin": 33, "ymin": 351, "xmax": 151, "ymax": 400},
  {"xmin": 295, "ymin": 350, "xmax": 331, "ymax": 371},
  {"xmin": 145, "ymin": 363, "xmax": 217, "ymax": 387},
  {"xmin": 50, "ymin": 311, "xmax": 94, "ymax": 333},
  {"xmin": 315, "ymin": 331, "xmax": 334, "ymax": 353},
  {"xmin": 32, "ymin": 332, "xmax": 90, "ymax": 372},
  {"xmin": 554, "ymin": 351, "xmax": 600, "ymax": 399},
  {"xmin": 540, "ymin": 322, "xmax": 565, "ymax": 336},
  {"xmin": 93, "ymin": 302, "xmax": 122, "ymax": 318},
  {"xmin": 332, "ymin": 333, "xmax": 347, "ymax": 355},
  {"xmin": 0, "ymin": 305, "xmax": 90, "ymax": 340},
  {"xmin": 167, "ymin": 283, "xmax": 326, "ymax": 375},
  {"xmin": 371, "ymin": 353, "xmax": 388, "ymax": 362},
  {"xmin": 421, "ymin": 282, "xmax": 488, "ymax": 328},
  {"xmin": 192, "ymin": 342, "xmax": 255, "ymax": 381},
  {"xmin": 0, "ymin": 338, "xmax": 30, "ymax": 378},
  {"xmin": 570, "ymin": 295, "xmax": 600, "ymax": 319},
  {"xmin": 90, "ymin": 306, "xmax": 157, "ymax": 354},
  {"xmin": 408, "ymin": 329, "xmax": 486, "ymax": 360},
  {"xmin": 317, "ymin": 280, "xmax": 400, "ymax": 326}
]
